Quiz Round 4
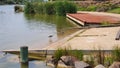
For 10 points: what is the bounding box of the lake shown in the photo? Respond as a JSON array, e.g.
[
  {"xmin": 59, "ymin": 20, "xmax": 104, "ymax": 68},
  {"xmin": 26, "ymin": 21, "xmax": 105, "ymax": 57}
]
[
  {"xmin": 0, "ymin": 5, "xmax": 78, "ymax": 68},
  {"xmin": 0, "ymin": 5, "xmax": 78, "ymax": 51},
  {"xmin": 0, "ymin": 51, "xmax": 53, "ymax": 68}
]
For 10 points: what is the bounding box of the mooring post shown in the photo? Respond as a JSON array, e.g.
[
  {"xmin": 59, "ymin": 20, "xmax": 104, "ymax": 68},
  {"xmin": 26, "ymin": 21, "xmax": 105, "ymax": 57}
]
[
  {"xmin": 45, "ymin": 50, "xmax": 47, "ymax": 66},
  {"xmin": 20, "ymin": 46, "xmax": 28, "ymax": 63},
  {"xmin": 45, "ymin": 50, "xmax": 47, "ymax": 58}
]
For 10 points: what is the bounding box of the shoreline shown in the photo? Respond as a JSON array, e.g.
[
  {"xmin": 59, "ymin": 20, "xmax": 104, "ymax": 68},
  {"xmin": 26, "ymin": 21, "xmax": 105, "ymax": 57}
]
[
  {"xmin": 2, "ymin": 11, "xmax": 120, "ymax": 52},
  {"xmin": 42, "ymin": 28, "xmax": 87, "ymax": 50},
  {"xmin": 42, "ymin": 26, "xmax": 120, "ymax": 50},
  {"xmin": 42, "ymin": 11, "xmax": 120, "ymax": 50}
]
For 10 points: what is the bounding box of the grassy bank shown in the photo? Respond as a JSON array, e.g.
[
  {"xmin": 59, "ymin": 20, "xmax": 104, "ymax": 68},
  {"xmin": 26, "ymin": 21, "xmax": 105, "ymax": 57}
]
[
  {"xmin": 76, "ymin": 1, "xmax": 120, "ymax": 14},
  {"xmin": 108, "ymin": 7, "xmax": 120, "ymax": 14},
  {"xmin": 51, "ymin": 46, "xmax": 120, "ymax": 68},
  {"xmin": 78, "ymin": 6, "xmax": 120, "ymax": 14},
  {"xmin": 24, "ymin": 1, "xmax": 77, "ymax": 16}
]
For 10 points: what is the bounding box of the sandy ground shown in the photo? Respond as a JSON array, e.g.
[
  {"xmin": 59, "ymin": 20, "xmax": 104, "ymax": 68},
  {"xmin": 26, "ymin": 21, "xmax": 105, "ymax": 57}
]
[{"xmin": 43, "ymin": 12, "xmax": 120, "ymax": 50}]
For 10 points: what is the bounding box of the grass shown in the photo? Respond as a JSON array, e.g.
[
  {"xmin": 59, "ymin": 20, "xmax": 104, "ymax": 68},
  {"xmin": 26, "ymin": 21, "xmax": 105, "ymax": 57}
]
[
  {"xmin": 86, "ymin": 5, "xmax": 97, "ymax": 11},
  {"xmin": 101, "ymin": 21, "xmax": 110, "ymax": 26},
  {"xmin": 104, "ymin": 55, "xmax": 113, "ymax": 67},
  {"xmin": 77, "ymin": 5, "xmax": 97, "ymax": 11},
  {"xmin": 112, "ymin": 46, "xmax": 120, "ymax": 61},
  {"xmin": 53, "ymin": 48, "xmax": 68, "ymax": 68},
  {"xmin": 52, "ymin": 47, "xmax": 83, "ymax": 68},
  {"xmin": 24, "ymin": 2, "xmax": 35, "ymax": 14},
  {"xmin": 107, "ymin": 7, "xmax": 120, "ymax": 14},
  {"xmin": 71, "ymin": 50, "xmax": 83, "ymax": 61},
  {"xmin": 77, "ymin": 2, "xmax": 120, "ymax": 14}
]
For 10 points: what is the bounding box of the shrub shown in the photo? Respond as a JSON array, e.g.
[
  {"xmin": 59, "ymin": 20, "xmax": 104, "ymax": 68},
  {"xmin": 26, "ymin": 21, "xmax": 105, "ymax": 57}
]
[
  {"xmin": 54, "ymin": 1, "xmax": 77, "ymax": 16},
  {"xmin": 54, "ymin": 1, "xmax": 66, "ymax": 16},
  {"xmin": 64, "ymin": 1, "xmax": 77, "ymax": 13},
  {"xmin": 44, "ymin": 2, "xmax": 55, "ymax": 15},
  {"xmin": 24, "ymin": 1, "xmax": 77, "ymax": 16},
  {"xmin": 34, "ymin": 3, "xmax": 45, "ymax": 14},
  {"xmin": 24, "ymin": 2, "xmax": 35, "ymax": 14}
]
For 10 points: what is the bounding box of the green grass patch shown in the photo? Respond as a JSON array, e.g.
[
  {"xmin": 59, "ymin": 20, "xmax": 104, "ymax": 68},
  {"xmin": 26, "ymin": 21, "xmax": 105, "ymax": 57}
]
[
  {"xmin": 112, "ymin": 46, "xmax": 120, "ymax": 61},
  {"xmin": 108, "ymin": 7, "xmax": 120, "ymax": 14},
  {"xmin": 77, "ymin": 5, "xmax": 97, "ymax": 11}
]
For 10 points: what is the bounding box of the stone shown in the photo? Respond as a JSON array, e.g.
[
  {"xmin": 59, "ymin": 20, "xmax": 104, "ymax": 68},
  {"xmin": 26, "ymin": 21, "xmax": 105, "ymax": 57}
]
[
  {"xmin": 61, "ymin": 56, "xmax": 76, "ymax": 66},
  {"xmin": 74, "ymin": 61, "xmax": 89, "ymax": 68},
  {"xmin": 94, "ymin": 64, "xmax": 105, "ymax": 68},
  {"xmin": 109, "ymin": 62, "xmax": 120, "ymax": 68}
]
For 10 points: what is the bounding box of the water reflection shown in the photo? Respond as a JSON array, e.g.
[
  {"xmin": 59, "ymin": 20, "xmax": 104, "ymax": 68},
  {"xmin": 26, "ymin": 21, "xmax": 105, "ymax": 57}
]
[
  {"xmin": 24, "ymin": 14, "xmax": 79, "ymax": 39},
  {"xmin": 0, "ymin": 5, "xmax": 78, "ymax": 68},
  {"xmin": 0, "ymin": 53, "xmax": 52, "ymax": 68},
  {"xmin": 21, "ymin": 62, "xmax": 28, "ymax": 68},
  {"xmin": 0, "ymin": 5, "xmax": 78, "ymax": 50}
]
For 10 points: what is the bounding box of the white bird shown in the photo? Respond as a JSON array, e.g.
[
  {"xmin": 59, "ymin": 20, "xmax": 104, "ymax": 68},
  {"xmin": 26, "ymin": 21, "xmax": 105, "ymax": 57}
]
[{"xmin": 48, "ymin": 35, "xmax": 53, "ymax": 38}]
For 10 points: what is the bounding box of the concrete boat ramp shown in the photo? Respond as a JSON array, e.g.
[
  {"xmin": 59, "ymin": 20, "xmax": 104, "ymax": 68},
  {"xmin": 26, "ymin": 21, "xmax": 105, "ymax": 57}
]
[{"xmin": 43, "ymin": 26, "xmax": 120, "ymax": 50}]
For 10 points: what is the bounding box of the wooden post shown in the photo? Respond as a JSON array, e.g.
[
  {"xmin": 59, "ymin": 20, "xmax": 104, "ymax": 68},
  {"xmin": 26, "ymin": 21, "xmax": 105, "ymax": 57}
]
[{"xmin": 20, "ymin": 46, "xmax": 28, "ymax": 63}]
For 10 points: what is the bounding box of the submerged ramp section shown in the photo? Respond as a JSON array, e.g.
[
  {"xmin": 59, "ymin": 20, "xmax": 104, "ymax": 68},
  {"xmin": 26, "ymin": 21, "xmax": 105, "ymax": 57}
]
[
  {"xmin": 66, "ymin": 14, "xmax": 85, "ymax": 26},
  {"xmin": 67, "ymin": 13, "xmax": 120, "ymax": 26}
]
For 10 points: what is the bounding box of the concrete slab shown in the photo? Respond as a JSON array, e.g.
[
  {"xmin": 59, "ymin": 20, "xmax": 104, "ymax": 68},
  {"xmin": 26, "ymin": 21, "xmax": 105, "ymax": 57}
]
[{"xmin": 43, "ymin": 26, "xmax": 120, "ymax": 50}]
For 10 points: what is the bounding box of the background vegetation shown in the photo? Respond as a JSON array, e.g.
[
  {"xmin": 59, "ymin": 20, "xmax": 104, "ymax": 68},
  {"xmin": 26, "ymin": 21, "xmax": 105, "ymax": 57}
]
[
  {"xmin": 108, "ymin": 8, "xmax": 120, "ymax": 14},
  {"xmin": 0, "ymin": 0, "xmax": 26, "ymax": 4},
  {"xmin": 0, "ymin": 0, "xmax": 45, "ymax": 4},
  {"xmin": 77, "ymin": 1, "xmax": 120, "ymax": 14},
  {"xmin": 2, "ymin": 0, "xmax": 120, "ymax": 14},
  {"xmin": 24, "ymin": 1, "xmax": 77, "ymax": 16}
]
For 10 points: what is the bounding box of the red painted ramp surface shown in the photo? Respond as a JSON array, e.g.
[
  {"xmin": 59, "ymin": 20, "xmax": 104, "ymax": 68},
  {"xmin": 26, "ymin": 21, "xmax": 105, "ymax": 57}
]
[{"xmin": 67, "ymin": 13, "xmax": 120, "ymax": 24}]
